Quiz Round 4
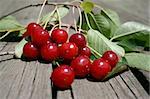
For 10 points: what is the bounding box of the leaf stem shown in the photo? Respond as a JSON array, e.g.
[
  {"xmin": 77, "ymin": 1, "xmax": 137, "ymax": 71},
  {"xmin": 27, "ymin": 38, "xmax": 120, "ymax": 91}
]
[
  {"xmin": 110, "ymin": 29, "xmax": 145, "ymax": 41},
  {"xmin": 37, "ymin": 0, "xmax": 48, "ymax": 24},
  {"xmin": 56, "ymin": 6, "xmax": 62, "ymax": 29},
  {"xmin": 84, "ymin": 12, "xmax": 92, "ymax": 29}
]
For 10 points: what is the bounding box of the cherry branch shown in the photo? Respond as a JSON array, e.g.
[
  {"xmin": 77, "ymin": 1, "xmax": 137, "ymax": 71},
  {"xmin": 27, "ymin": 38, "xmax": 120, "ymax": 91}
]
[{"xmin": 0, "ymin": 2, "xmax": 80, "ymax": 20}]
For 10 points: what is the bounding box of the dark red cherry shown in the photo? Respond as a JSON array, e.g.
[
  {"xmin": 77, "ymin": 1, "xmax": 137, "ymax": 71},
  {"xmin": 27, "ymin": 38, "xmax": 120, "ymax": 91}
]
[
  {"xmin": 69, "ymin": 33, "xmax": 86, "ymax": 48},
  {"xmin": 40, "ymin": 43, "xmax": 58, "ymax": 61},
  {"xmin": 51, "ymin": 65, "xmax": 75, "ymax": 89},
  {"xmin": 31, "ymin": 28, "xmax": 50, "ymax": 47},
  {"xmin": 23, "ymin": 42, "xmax": 39, "ymax": 60},
  {"xmin": 79, "ymin": 46, "xmax": 91, "ymax": 57},
  {"xmin": 102, "ymin": 51, "xmax": 119, "ymax": 68},
  {"xmin": 51, "ymin": 29, "xmax": 68, "ymax": 44},
  {"xmin": 26, "ymin": 22, "xmax": 41, "ymax": 36},
  {"xmin": 59, "ymin": 42, "xmax": 78, "ymax": 60},
  {"xmin": 90, "ymin": 58, "xmax": 111, "ymax": 80},
  {"xmin": 71, "ymin": 55, "xmax": 91, "ymax": 78}
]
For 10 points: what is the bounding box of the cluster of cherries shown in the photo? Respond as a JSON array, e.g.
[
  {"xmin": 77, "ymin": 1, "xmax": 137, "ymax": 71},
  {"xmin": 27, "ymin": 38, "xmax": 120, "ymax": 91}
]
[{"xmin": 22, "ymin": 22, "xmax": 119, "ymax": 90}]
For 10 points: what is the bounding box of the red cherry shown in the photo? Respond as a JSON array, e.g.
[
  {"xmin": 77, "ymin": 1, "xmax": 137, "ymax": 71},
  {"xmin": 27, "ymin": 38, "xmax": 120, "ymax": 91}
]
[
  {"xmin": 51, "ymin": 29, "xmax": 68, "ymax": 44},
  {"xmin": 40, "ymin": 43, "xmax": 58, "ymax": 61},
  {"xmin": 102, "ymin": 51, "xmax": 119, "ymax": 68},
  {"xmin": 23, "ymin": 42, "xmax": 39, "ymax": 59},
  {"xmin": 59, "ymin": 42, "xmax": 78, "ymax": 60},
  {"xmin": 79, "ymin": 46, "xmax": 91, "ymax": 57},
  {"xmin": 51, "ymin": 65, "xmax": 75, "ymax": 89},
  {"xmin": 69, "ymin": 33, "xmax": 86, "ymax": 48},
  {"xmin": 71, "ymin": 55, "xmax": 91, "ymax": 78},
  {"xmin": 31, "ymin": 28, "xmax": 50, "ymax": 47},
  {"xmin": 26, "ymin": 22, "xmax": 41, "ymax": 36},
  {"xmin": 90, "ymin": 58, "xmax": 111, "ymax": 80}
]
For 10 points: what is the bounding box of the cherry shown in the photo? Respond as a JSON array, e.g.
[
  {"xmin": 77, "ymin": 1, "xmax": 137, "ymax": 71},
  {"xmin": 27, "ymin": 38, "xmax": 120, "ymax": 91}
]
[
  {"xmin": 69, "ymin": 33, "xmax": 86, "ymax": 48},
  {"xmin": 90, "ymin": 58, "xmax": 111, "ymax": 80},
  {"xmin": 51, "ymin": 65, "xmax": 75, "ymax": 89},
  {"xmin": 40, "ymin": 43, "xmax": 58, "ymax": 61},
  {"xmin": 102, "ymin": 51, "xmax": 119, "ymax": 68},
  {"xmin": 59, "ymin": 42, "xmax": 78, "ymax": 60},
  {"xmin": 31, "ymin": 28, "xmax": 50, "ymax": 47},
  {"xmin": 51, "ymin": 29, "xmax": 68, "ymax": 44},
  {"xmin": 23, "ymin": 42, "xmax": 39, "ymax": 60},
  {"xmin": 79, "ymin": 46, "xmax": 91, "ymax": 57},
  {"xmin": 71, "ymin": 55, "xmax": 91, "ymax": 78},
  {"xmin": 26, "ymin": 22, "xmax": 41, "ymax": 36}
]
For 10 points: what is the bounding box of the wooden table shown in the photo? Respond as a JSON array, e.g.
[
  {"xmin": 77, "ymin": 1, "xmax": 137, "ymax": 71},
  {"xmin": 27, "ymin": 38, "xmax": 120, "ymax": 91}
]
[{"xmin": 0, "ymin": 0, "xmax": 149, "ymax": 99}]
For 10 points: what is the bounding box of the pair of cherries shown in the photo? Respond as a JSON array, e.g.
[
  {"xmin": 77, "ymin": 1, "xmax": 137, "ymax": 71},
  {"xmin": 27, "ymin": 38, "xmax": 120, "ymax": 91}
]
[{"xmin": 51, "ymin": 51, "xmax": 119, "ymax": 89}]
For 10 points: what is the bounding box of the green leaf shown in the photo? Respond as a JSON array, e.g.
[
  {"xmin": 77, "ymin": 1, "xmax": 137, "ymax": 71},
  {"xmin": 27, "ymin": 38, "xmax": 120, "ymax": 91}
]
[
  {"xmin": 81, "ymin": 9, "xmax": 120, "ymax": 38},
  {"xmin": 15, "ymin": 38, "xmax": 28, "ymax": 58},
  {"xmin": 111, "ymin": 22, "xmax": 150, "ymax": 40},
  {"xmin": 92, "ymin": 13, "xmax": 111, "ymax": 38},
  {"xmin": 0, "ymin": 16, "xmax": 23, "ymax": 32},
  {"xmin": 125, "ymin": 53, "xmax": 150, "ymax": 71},
  {"xmin": 80, "ymin": 0, "xmax": 94, "ymax": 13},
  {"xmin": 101, "ymin": 9, "xmax": 120, "ymax": 27},
  {"xmin": 118, "ymin": 39, "xmax": 143, "ymax": 52},
  {"xmin": 87, "ymin": 29, "xmax": 125, "ymax": 57},
  {"xmin": 100, "ymin": 9, "xmax": 120, "ymax": 37},
  {"xmin": 40, "ymin": 6, "xmax": 69, "ymax": 23}
]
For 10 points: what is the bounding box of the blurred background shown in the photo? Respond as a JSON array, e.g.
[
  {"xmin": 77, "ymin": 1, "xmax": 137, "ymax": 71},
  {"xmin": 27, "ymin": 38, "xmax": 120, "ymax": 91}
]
[{"xmin": 0, "ymin": 0, "xmax": 149, "ymax": 25}]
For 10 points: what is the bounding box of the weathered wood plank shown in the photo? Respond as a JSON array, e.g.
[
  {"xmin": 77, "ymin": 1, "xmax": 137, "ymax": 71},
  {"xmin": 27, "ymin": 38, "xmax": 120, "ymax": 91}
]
[
  {"xmin": 0, "ymin": 60, "xmax": 24, "ymax": 99},
  {"xmin": 72, "ymin": 79, "xmax": 118, "ymax": 99},
  {"xmin": 120, "ymin": 71, "xmax": 149, "ymax": 98},
  {"xmin": 30, "ymin": 63, "xmax": 52, "ymax": 99},
  {"xmin": 109, "ymin": 75, "xmax": 136, "ymax": 99},
  {"xmin": 0, "ymin": 42, "xmax": 7, "ymax": 51},
  {"xmin": 57, "ymin": 89, "xmax": 72, "ymax": 99}
]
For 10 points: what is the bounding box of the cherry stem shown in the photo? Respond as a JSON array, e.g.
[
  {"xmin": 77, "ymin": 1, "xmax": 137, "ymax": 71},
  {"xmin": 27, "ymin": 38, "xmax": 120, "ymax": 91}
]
[
  {"xmin": 0, "ymin": 51, "xmax": 15, "ymax": 56},
  {"xmin": 43, "ymin": 6, "xmax": 57, "ymax": 29},
  {"xmin": 49, "ymin": 24, "xmax": 59, "ymax": 34},
  {"xmin": 56, "ymin": 61, "xmax": 60, "ymax": 66},
  {"xmin": 87, "ymin": 45, "xmax": 102, "ymax": 57},
  {"xmin": 72, "ymin": 6, "xmax": 78, "ymax": 33},
  {"xmin": 77, "ymin": 6, "xmax": 82, "ymax": 33},
  {"xmin": 84, "ymin": 12, "xmax": 92, "ymax": 29},
  {"xmin": 56, "ymin": 6, "xmax": 62, "ymax": 29},
  {"xmin": 48, "ymin": 22, "xmax": 87, "ymax": 33},
  {"xmin": 37, "ymin": 0, "xmax": 48, "ymax": 24},
  {"xmin": 0, "ymin": 31, "xmax": 11, "ymax": 40}
]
